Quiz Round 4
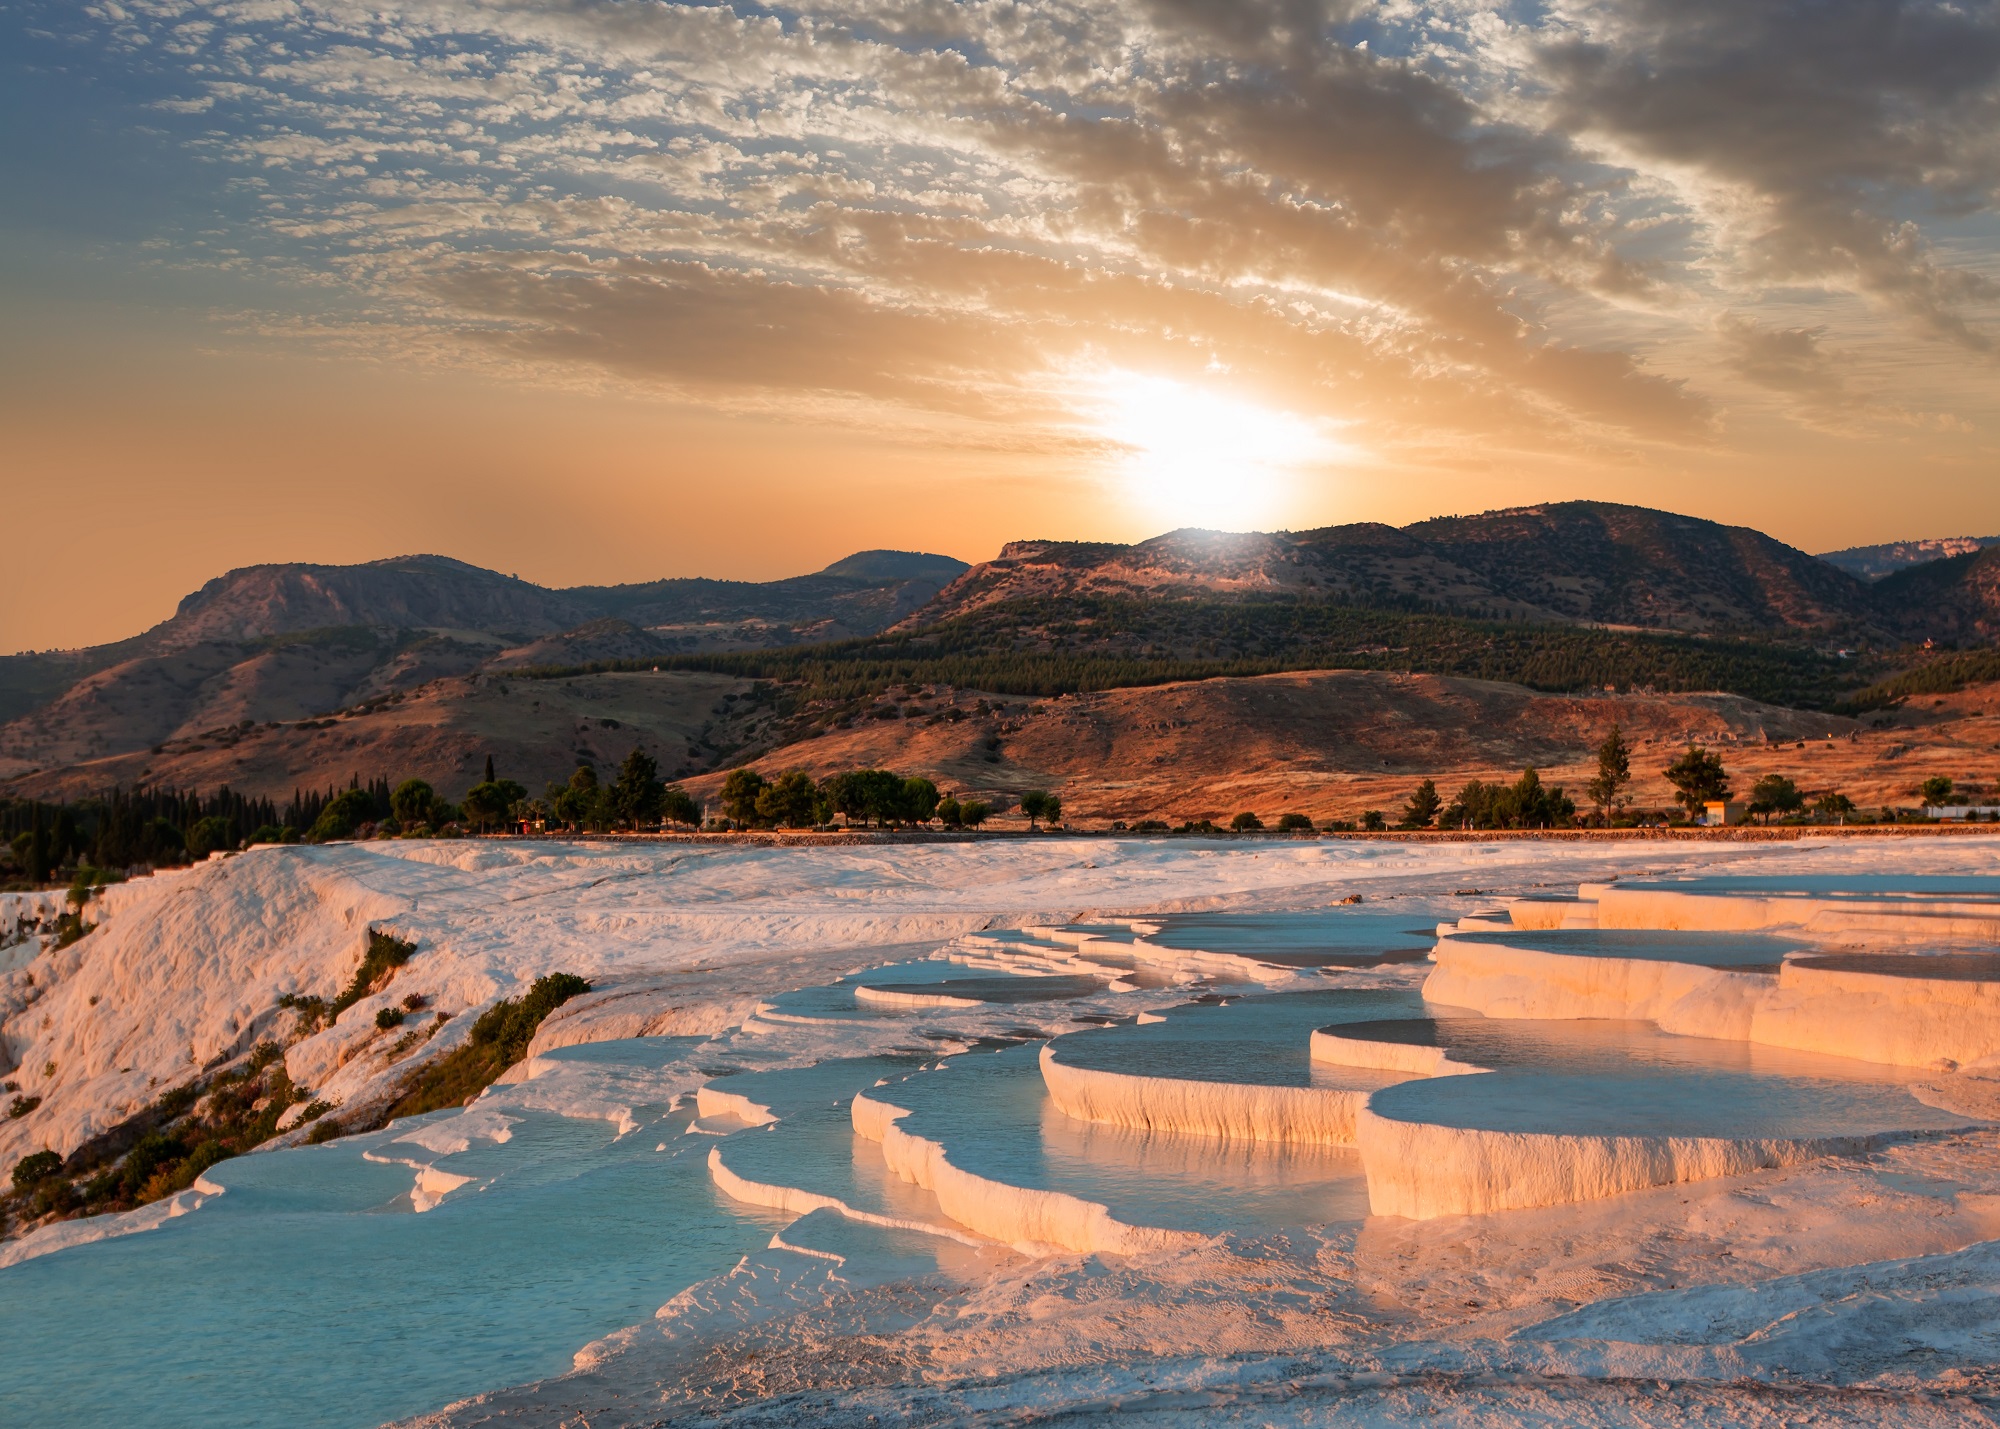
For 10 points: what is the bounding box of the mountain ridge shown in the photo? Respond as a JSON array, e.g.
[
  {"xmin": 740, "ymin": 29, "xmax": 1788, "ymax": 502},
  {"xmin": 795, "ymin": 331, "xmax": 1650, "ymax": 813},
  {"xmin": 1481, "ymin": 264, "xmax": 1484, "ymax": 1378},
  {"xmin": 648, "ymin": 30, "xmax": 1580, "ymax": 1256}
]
[{"xmin": 4, "ymin": 504, "xmax": 1998, "ymax": 799}]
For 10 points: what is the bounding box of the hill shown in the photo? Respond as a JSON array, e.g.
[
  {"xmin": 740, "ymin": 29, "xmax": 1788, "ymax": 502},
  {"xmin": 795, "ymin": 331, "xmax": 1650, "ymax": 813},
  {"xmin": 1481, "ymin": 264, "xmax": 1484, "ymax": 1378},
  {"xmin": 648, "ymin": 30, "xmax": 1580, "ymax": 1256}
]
[
  {"xmin": 683, "ymin": 668, "xmax": 2000, "ymax": 825},
  {"xmin": 0, "ymin": 550, "xmax": 966, "ymax": 784},
  {"xmin": 915, "ymin": 504, "xmax": 1879, "ymax": 637},
  {"xmin": 1820, "ymin": 535, "xmax": 2000, "ymax": 581},
  {"xmin": 6, "ymin": 501, "xmax": 2000, "ymax": 804}
]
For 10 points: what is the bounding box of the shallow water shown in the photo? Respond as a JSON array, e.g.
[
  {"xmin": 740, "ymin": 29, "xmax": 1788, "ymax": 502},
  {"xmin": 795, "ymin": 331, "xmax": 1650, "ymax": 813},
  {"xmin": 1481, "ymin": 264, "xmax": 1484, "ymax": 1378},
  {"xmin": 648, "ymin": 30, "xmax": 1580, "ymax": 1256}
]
[
  {"xmin": 1346, "ymin": 1017, "xmax": 1974, "ymax": 1136},
  {"xmin": 1053, "ymin": 985, "xmax": 1424, "ymax": 1087},
  {"xmin": 1455, "ymin": 929, "xmax": 1807, "ymax": 970},
  {"xmin": 0, "ymin": 1040, "xmax": 775, "ymax": 1429},
  {"xmin": 1143, "ymin": 911, "xmax": 1437, "ymax": 967}
]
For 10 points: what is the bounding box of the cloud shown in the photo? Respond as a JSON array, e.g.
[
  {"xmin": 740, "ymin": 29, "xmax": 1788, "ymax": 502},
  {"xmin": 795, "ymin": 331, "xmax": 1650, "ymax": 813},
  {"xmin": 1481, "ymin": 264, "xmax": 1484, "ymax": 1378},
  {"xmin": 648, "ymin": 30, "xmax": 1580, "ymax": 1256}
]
[
  {"xmin": 1717, "ymin": 314, "xmax": 1853, "ymax": 410},
  {"xmin": 1535, "ymin": 0, "xmax": 2000, "ymax": 349},
  {"xmin": 29, "ymin": 0, "xmax": 2000, "ymax": 464}
]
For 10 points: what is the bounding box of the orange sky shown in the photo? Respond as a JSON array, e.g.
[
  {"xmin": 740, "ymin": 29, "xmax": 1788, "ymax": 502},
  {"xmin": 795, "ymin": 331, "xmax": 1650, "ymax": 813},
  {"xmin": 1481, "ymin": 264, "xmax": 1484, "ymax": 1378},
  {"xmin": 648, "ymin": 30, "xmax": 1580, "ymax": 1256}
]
[{"xmin": 4, "ymin": 0, "xmax": 1998, "ymax": 653}]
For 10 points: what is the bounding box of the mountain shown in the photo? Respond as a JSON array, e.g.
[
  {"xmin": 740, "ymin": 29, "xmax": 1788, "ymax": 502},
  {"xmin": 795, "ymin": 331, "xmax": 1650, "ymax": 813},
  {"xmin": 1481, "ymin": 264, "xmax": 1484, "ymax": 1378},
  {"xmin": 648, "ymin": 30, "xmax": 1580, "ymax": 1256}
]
[
  {"xmin": 1873, "ymin": 547, "xmax": 2000, "ymax": 646},
  {"xmin": 0, "ymin": 550, "xmax": 967, "ymax": 785},
  {"xmin": 8, "ymin": 503, "xmax": 2000, "ymax": 803},
  {"xmin": 914, "ymin": 503, "xmax": 1877, "ymax": 637},
  {"xmin": 1819, "ymin": 535, "xmax": 2000, "ymax": 581}
]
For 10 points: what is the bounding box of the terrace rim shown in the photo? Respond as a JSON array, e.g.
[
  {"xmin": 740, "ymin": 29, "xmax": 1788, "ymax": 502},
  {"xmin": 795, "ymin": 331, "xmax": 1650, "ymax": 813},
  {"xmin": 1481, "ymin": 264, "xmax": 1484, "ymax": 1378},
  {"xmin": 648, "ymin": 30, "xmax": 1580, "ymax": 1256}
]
[{"xmin": 473, "ymin": 824, "xmax": 2000, "ymax": 848}]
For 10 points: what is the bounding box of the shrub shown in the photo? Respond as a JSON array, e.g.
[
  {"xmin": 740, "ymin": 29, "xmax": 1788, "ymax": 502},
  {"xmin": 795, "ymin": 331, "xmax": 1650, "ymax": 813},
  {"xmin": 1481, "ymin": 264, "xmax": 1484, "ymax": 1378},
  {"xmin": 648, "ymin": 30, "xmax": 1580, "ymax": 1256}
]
[
  {"xmin": 388, "ymin": 973, "xmax": 591, "ymax": 1122},
  {"xmin": 11, "ymin": 1149, "xmax": 62, "ymax": 1190},
  {"xmin": 470, "ymin": 973, "xmax": 592, "ymax": 1064},
  {"xmin": 306, "ymin": 1117, "xmax": 344, "ymax": 1145},
  {"xmin": 247, "ymin": 824, "xmax": 297, "ymax": 846},
  {"xmin": 31, "ymin": 1176, "xmax": 78, "ymax": 1217},
  {"xmin": 1133, "ymin": 819, "xmax": 1170, "ymax": 833},
  {"xmin": 960, "ymin": 800, "xmax": 991, "ymax": 828},
  {"xmin": 1360, "ymin": 810, "xmax": 1387, "ymax": 831},
  {"xmin": 1276, "ymin": 813, "xmax": 1314, "ymax": 832},
  {"xmin": 330, "ymin": 930, "xmax": 417, "ymax": 1019},
  {"xmin": 375, "ymin": 1007, "xmax": 406, "ymax": 1030},
  {"xmin": 7, "ymin": 1096, "xmax": 41, "ymax": 1119},
  {"xmin": 1230, "ymin": 812, "xmax": 1264, "ymax": 832}
]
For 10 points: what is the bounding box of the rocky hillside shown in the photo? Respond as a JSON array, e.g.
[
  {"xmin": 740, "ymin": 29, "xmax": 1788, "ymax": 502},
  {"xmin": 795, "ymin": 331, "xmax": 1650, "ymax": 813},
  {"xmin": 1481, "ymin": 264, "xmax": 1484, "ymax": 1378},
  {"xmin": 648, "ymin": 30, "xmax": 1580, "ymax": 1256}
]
[
  {"xmin": 917, "ymin": 504, "xmax": 1878, "ymax": 636},
  {"xmin": 1820, "ymin": 534, "xmax": 2000, "ymax": 581},
  {"xmin": 0, "ymin": 551, "xmax": 966, "ymax": 786},
  {"xmin": 8, "ymin": 503, "xmax": 2000, "ymax": 801},
  {"xmin": 912, "ymin": 503, "xmax": 2000, "ymax": 645},
  {"xmin": 687, "ymin": 667, "xmax": 1904, "ymax": 824},
  {"xmin": 1873, "ymin": 547, "xmax": 2000, "ymax": 646}
]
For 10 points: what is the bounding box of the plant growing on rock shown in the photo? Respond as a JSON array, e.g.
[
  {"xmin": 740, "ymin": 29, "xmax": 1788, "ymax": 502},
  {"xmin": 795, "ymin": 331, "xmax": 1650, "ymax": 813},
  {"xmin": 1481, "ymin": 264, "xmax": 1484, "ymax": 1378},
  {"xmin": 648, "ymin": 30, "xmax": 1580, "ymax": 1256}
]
[{"xmin": 385, "ymin": 973, "xmax": 592, "ymax": 1122}]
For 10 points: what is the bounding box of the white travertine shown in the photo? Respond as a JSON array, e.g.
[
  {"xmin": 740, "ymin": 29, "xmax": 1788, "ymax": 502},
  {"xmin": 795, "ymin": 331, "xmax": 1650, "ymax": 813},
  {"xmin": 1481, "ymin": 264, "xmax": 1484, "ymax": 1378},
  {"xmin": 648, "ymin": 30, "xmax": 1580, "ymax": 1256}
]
[
  {"xmin": 1039, "ymin": 1042, "xmax": 1369, "ymax": 1145},
  {"xmin": 852, "ymin": 1088, "xmax": 1203, "ymax": 1256}
]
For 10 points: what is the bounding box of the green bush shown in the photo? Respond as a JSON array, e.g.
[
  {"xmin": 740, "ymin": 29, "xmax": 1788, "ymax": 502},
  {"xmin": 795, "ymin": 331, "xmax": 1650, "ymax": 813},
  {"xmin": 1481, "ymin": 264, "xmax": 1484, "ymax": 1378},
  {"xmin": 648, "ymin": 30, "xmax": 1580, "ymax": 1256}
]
[
  {"xmin": 11, "ymin": 1150, "xmax": 62, "ymax": 1190},
  {"xmin": 470, "ymin": 973, "xmax": 593, "ymax": 1064},
  {"xmin": 1230, "ymin": 812, "xmax": 1264, "ymax": 831},
  {"xmin": 375, "ymin": 1007, "xmax": 406, "ymax": 1030},
  {"xmin": 388, "ymin": 973, "xmax": 592, "ymax": 1122},
  {"xmin": 1276, "ymin": 813, "xmax": 1314, "ymax": 832},
  {"xmin": 330, "ymin": 930, "xmax": 417, "ymax": 1019}
]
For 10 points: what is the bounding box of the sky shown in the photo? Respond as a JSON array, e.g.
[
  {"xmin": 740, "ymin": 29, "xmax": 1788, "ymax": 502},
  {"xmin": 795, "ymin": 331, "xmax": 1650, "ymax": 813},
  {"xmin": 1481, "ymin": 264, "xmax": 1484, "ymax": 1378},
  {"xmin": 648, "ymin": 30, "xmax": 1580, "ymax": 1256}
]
[{"xmin": 4, "ymin": 0, "xmax": 1999, "ymax": 652}]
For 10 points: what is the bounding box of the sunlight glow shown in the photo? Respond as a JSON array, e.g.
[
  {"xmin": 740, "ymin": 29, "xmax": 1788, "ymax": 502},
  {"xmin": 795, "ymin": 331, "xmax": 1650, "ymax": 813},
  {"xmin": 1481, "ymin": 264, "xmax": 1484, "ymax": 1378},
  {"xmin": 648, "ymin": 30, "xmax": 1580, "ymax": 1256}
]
[{"xmin": 1087, "ymin": 371, "xmax": 1346, "ymax": 531}]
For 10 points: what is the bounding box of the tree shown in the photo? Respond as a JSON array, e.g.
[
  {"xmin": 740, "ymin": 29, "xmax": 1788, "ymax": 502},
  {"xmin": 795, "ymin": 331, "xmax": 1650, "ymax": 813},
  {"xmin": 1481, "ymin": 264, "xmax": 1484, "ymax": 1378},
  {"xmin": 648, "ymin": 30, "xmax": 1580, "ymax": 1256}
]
[
  {"xmin": 1748, "ymin": 774, "xmax": 1804, "ymax": 823},
  {"xmin": 1399, "ymin": 779, "xmax": 1441, "ymax": 829},
  {"xmin": 1231, "ymin": 811, "xmax": 1264, "ymax": 832},
  {"xmin": 390, "ymin": 779, "xmax": 437, "ymax": 827},
  {"xmin": 960, "ymin": 800, "xmax": 991, "ymax": 828},
  {"xmin": 754, "ymin": 770, "xmax": 822, "ymax": 828},
  {"xmin": 483, "ymin": 754, "xmax": 496, "ymax": 785},
  {"xmin": 612, "ymin": 747, "xmax": 666, "ymax": 827},
  {"xmin": 936, "ymin": 795, "xmax": 963, "ymax": 828},
  {"xmin": 661, "ymin": 786, "xmax": 701, "ymax": 827},
  {"xmin": 1438, "ymin": 769, "xmax": 1576, "ymax": 830},
  {"xmin": 549, "ymin": 766, "xmax": 599, "ymax": 830},
  {"xmin": 461, "ymin": 779, "xmax": 525, "ymax": 832},
  {"xmin": 1587, "ymin": 725, "xmax": 1632, "ymax": 818},
  {"xmin": 1276, "ymin": 813, "xmax": 1314, "ymax": 832},
  {"xmin": 1020, "ymin": 790, "xmax": 1053, "ymax": 829},
  {"xmin": 1359, "ymin": 809, "xmax": 1387, "ymax": 831},
  {"xmin": 1812, "ymin": 791, "xmax": 1856, "ymax": 824},
  {"xmin": 900, "ymin": 777, "xmax": 941, "ymax": 825},
  {"xmin": 1663, "ymin": 744, "xmax": 1730, "ymax": 819},
  {"xmin": 309, "ymin": 788, "xmax": 376, "ymax": 842},
  {"xmin": 1041, "ymin": 793, "xmax": 1061, "ymax": 827},
  {"xmin": 719, "ymin": 768, "xmax": 768, "ymax": 825},
  {"xmin": 822, "ymin": 769, "xmax": 906, "ymax": 826},
  {"xmin": 185, "ymin": 815, "xmax": 235, "ymax": 860},
  {"xmin": 1921, "ymin": 775, "xmax": 1955, "ymax": 807}
]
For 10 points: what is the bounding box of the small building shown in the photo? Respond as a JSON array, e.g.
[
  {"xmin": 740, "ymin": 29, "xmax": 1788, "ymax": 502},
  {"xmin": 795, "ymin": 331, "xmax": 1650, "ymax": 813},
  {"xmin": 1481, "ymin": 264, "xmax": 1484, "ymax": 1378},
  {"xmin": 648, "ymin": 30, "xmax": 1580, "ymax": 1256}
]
[
  {"xmin": 1925, "ymin": 805, "xmax": 2000, "ymax": 821},
  {"xmin": 1702, "ymin": 800, "xmax": 1747, "ymax": 827}
]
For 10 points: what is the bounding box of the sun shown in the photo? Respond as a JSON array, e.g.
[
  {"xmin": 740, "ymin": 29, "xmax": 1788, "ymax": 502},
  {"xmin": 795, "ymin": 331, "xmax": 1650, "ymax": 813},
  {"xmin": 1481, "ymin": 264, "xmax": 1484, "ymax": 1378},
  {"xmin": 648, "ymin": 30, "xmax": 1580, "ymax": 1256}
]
[{"xmin": 1086, "ymin": 370, "xmax": 1344, "ymax": 531}]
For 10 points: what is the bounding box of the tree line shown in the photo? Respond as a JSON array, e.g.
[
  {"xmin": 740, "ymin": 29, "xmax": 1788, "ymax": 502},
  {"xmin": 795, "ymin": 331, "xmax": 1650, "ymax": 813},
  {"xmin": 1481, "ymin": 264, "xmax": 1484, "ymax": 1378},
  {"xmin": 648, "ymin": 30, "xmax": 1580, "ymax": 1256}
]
[{"xmin": 713, "ymin": 766, "xmax": 1009, "ymax": 829}]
